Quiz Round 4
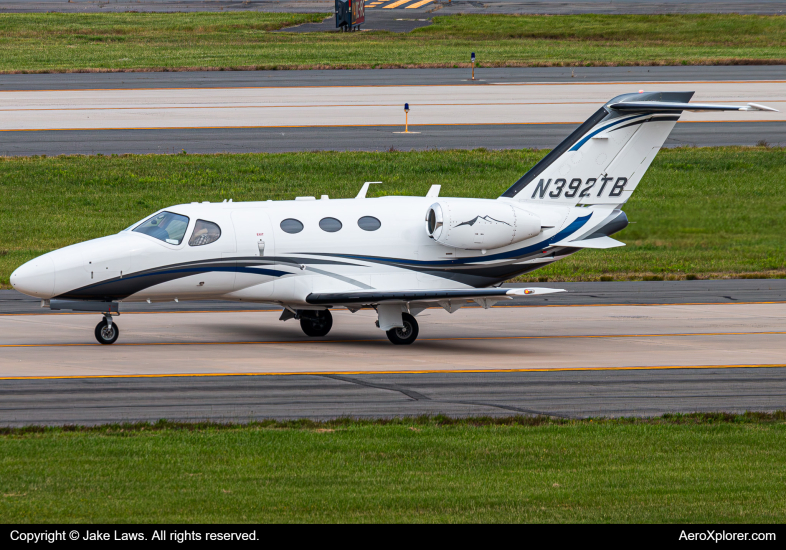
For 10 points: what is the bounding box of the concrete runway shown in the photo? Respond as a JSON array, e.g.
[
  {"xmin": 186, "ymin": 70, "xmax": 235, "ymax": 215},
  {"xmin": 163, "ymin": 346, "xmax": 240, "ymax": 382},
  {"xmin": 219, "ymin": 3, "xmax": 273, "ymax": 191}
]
[
  {"xmin": 4, "ymin": 81, "xmax": 783, "ymax": 131},
  {"xmin": 1, "ymin": 69, "xmax": 783, "ymax": 154},
  {"xmin": 1, "ymin": 301, "xmax": 784, "ymax": 424}
]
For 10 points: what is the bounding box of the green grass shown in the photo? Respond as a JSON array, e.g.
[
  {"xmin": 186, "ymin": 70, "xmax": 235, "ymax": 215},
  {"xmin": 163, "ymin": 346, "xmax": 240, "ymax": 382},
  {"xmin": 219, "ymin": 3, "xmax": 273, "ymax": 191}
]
[
  {"xmin": 1, "ymin": 414, "xmax": 785, "ymax": 523},
  {"xmin": 1, "ymin": 146, "xmax": 785, "ymax": 287},
  {"xmin": 1, "ymin": 13, "xmax": 786, "ymax": 72}
]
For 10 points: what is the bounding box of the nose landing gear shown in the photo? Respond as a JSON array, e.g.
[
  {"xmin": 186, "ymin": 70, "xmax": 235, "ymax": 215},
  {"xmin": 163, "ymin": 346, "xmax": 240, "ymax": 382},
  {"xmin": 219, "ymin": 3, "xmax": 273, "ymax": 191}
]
[{"xmin": 95, "ymin": 314, "xmax": 119, "ymax": 345}]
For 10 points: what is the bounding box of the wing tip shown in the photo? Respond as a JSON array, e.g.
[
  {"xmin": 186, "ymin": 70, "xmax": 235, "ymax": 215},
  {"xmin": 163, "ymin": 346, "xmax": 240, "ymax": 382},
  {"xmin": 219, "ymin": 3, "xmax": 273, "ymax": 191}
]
[
  {"xmin": 747, "ymin": 102, "xmax": 779, "ymax": 113},
  {"xmin": 507, "ymin": 287, "xmax": 566, "ymax": 296}
]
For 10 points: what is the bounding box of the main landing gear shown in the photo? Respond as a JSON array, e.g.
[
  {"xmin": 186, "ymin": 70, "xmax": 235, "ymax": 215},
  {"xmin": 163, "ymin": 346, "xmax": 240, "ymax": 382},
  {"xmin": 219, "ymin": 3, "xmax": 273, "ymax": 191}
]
[
  {"xmin": 283, "ymin": 307, "xmax": 420, "ymax": 345},
  {"xmin": 300, "ymin": 309, "xmax": 333, "ymax": 337},
  {"xmin": 386, "ymin": 313, "xmax": 419, "ymax": 345},
  {"xmin": 95, "ymin": 313, "xmax": 119, "ymax": 345}
]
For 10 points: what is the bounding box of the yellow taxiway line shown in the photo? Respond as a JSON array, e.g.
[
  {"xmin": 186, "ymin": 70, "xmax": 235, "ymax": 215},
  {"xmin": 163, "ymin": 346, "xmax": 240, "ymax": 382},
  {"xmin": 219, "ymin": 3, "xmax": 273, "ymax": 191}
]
[
  {"xmin": 1, "ymin": 329, "xmax": 785, "ymax": 349},
  {"xmin": 1, "ymin": 363, "xmax": 784, "ymax": 381},
  {"xmin": 1, "ymin": 300, "xmax": 784, "ymax": 317}
]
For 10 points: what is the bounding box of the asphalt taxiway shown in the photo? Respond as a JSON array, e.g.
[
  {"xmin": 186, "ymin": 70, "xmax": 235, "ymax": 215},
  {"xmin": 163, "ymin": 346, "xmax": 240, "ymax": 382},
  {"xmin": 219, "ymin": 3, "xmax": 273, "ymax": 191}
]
[{"xmin": 2, "ymin": 66, "xmax": 783, "ymax": 91}]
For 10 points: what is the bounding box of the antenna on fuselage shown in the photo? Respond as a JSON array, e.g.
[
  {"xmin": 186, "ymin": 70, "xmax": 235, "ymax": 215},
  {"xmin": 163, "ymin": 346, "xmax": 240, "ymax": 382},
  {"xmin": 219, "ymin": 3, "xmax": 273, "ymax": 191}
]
[{"xmin": 356, "ymin": 181, "xmax": 382, "ymax": 199}]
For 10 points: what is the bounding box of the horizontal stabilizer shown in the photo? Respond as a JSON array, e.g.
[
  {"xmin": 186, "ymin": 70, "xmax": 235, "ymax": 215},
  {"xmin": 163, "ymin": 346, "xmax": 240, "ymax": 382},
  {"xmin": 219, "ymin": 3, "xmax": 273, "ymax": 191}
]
[
  {"xmin": 306, "ymin": 287, "xmax": 564, "ymax": 306},
  {"xmin": 608, "ymin": 101, "xmax": 778, "ymax": 113},
  {"xmin": 553, "ymin": 236, "xmax": 625, "ymax": 249}
]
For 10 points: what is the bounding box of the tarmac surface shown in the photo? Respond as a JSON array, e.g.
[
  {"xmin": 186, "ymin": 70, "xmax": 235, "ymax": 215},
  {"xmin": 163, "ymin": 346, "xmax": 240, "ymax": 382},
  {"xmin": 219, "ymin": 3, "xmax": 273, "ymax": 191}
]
[
  {"xmin": 2, "ymin": 121, "xmax": 782, "ymax": 156},
  {"xmin": 7, "ymin": 80, "xmax": 781, "ymax": 131},
  {"xmin": 1, "ymin": 298, "xmax": 784, "ymax": 424},
  {"xmin": 2, "ymin": 367, "xmax": 785, "ymax": 426}
]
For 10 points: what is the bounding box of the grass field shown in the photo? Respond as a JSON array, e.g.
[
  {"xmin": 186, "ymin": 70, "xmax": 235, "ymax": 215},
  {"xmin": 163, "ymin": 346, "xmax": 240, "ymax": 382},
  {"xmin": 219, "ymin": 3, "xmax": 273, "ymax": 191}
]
[
  {"xmin": 1, "ymin": 146, "xmax": 784, "ymax": 287},
  {"xmin": 1, "ymin": 414, "xmax": 784, "ymax": 523},
  {"xmin": 1, "ymin": 13, "xmax": 785, "ymax": 72}
]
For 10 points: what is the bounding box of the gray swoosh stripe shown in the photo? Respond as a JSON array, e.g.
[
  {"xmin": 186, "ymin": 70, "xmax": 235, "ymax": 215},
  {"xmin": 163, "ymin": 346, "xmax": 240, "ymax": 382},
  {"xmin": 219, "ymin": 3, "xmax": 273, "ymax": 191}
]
[{"xmin": 304, "ymin": 267, "xmax": 374, "ymax": 290}]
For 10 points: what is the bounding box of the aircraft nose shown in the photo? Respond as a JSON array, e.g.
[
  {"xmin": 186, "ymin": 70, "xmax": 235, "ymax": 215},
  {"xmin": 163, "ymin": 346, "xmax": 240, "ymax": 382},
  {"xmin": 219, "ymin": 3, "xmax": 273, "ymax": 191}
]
[{"xmin": 10, "ymin": 255, "xmax": 56, "ymax": 299}]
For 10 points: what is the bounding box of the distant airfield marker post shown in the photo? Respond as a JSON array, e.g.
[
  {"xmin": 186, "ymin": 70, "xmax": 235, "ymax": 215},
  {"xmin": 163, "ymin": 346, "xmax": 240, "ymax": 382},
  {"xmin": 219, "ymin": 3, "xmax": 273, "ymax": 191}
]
[
  {"xmin": 471, "ymin": 52, "xmax": 475, "ymax": 80},
  {"xmin": 393, "ymin": 103, "xmax": 420, "ymax": 134}
]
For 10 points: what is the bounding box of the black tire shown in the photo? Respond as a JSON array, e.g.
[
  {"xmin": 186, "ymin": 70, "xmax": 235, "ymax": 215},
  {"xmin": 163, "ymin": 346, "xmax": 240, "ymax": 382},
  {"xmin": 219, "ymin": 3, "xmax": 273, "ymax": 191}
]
[
  {"xmin": 95, "ymin": 318, "xmax": 119, "ymax": 345},
  {"xmin": 300, "ymin": 309, "xmax": 333, "ymax": 337},
  {"xmin": 386, "ymin": 313, "xmax": 419, "ymax": 345}
]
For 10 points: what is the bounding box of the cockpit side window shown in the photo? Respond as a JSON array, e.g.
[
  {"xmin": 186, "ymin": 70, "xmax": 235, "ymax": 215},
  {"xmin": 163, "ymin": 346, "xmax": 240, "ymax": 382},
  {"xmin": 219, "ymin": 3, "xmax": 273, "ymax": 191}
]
[
  {"xmin": 188, "ymin": 219, "xmax": 222, "ymax": 247},
  {"xmin": 133, "ymin": 211, "xmax": 190, "ymax": 245}
]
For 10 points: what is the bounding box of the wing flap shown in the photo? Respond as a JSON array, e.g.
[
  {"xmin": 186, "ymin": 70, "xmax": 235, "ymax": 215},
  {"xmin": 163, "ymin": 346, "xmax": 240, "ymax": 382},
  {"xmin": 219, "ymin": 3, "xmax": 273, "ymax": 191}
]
[{"xmin": 306, "ymin": 287, "xmax": 564, "ymax": 306}]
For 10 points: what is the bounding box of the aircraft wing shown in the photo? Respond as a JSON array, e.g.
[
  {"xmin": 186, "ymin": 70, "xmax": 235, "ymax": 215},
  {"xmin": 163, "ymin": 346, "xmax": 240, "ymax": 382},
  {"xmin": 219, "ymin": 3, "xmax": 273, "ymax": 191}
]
[{"xmin": 306, "ymin": 287, "xmax": 564, "ymax": 306}]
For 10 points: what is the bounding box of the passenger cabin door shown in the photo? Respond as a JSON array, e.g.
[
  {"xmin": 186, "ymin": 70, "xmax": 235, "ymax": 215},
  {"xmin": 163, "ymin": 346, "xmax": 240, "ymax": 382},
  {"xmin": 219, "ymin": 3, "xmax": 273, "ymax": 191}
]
[{"xmin": 230, "ymin": 209, "xmax": 277, "ymax": 294}]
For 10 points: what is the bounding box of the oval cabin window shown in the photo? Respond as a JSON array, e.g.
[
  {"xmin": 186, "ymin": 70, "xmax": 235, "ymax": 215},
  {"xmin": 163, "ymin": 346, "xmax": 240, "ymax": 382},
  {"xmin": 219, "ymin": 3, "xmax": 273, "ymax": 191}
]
[
  {"xmin": 188, "ymin": 219, "xmax": 222, "ymax": 246},
  {"xmin": 319, "ymin": 217, "xmax": 342, "ymax": 233},
  {"xmin": 358, "ymin": 216, "xmax": 381, "ymax": 232},
  {"xmin": 280, "ymin": 219, "xmax": 304, "ymax": 234}
]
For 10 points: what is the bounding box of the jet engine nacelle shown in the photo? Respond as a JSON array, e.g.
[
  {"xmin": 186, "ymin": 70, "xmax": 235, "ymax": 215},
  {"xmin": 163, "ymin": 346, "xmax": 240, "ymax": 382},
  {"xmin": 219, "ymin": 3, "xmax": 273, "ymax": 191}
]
[{"xmin": 425, "ymin": 199, "xmax": 541, "ymax": 250}]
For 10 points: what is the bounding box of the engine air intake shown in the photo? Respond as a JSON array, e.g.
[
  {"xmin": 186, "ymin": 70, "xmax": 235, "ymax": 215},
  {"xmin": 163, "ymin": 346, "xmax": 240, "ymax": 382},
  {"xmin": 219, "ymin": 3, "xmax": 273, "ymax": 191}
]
[{"xmin": 425, "ymin": 199, "xmax": 541, "ymax": 250}]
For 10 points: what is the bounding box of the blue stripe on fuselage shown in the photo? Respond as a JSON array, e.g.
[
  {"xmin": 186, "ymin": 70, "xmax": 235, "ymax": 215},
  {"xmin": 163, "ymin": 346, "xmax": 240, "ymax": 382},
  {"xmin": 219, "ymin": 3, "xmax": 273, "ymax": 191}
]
[
  {"xmin": 312, "ymin": 214, "xmax": 593, "ymax": 267},
  {"xmin": 81, "ymin": 265, "xmax": 289, "ymax": 292}
]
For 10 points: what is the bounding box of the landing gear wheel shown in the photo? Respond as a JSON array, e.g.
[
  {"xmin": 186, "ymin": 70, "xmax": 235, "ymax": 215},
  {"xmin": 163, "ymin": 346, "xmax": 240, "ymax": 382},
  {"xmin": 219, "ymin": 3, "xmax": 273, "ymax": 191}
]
[
  {"xmin": 95, "ymin": 318, "xmax": 119, "ymax": 345},
  {"xmin": 300, "ymin": 309, "xmax": 333, "ymax": 337},
  {"xmin": 386, "ymin": 313, "xmax": 419, "ymax": 345}
]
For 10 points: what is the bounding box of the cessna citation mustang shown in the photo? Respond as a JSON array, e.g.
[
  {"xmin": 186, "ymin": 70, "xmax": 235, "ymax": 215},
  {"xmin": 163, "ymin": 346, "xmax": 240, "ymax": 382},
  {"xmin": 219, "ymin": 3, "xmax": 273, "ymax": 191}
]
[{"xmin": 10, "ymin": 92, "xmax": 777, "ymax": 345}]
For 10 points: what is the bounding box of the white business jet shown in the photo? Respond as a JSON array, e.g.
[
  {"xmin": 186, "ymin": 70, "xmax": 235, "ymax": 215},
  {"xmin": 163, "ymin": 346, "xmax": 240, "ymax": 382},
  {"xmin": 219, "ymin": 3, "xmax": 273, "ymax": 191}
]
[{"xmin": 10, "ymin": 91, "xmax": 776, "ymax": 345}]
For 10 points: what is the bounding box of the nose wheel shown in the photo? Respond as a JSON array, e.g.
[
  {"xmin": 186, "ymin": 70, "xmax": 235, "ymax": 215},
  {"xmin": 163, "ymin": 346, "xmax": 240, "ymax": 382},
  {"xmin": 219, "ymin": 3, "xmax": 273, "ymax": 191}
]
[
  {"xmin": 300, "ymin": 309, "xmax": 333, "ymax": 337},
  {"xmin": 386, "ymin": 313, "xmax": 419, "ymax": 345},
  {"xmin": 95, "ymin": 315, "xmax": 119, "ymax": 345}
]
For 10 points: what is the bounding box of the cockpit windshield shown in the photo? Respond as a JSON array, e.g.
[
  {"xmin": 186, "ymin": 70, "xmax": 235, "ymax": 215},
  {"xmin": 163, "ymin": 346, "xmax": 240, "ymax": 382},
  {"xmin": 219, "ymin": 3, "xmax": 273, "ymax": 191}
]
[{"xmin": 132, "ymin": 211, "xmax": 190, "ymax": 245}]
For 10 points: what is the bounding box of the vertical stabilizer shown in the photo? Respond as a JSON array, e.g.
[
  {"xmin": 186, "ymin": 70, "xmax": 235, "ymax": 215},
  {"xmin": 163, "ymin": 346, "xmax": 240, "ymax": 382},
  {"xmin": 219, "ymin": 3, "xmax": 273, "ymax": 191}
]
[{"xmin": 501, "ymin": 91, "xmax": 695, "ymax": 206}]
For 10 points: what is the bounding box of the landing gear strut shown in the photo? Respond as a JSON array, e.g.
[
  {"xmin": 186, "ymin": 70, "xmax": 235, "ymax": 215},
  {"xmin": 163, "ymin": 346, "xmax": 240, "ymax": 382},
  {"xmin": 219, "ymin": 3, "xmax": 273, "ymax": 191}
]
[
  {"xmin": 300, "ymin": 309, "xmax": 333, "ymax": 337},
  {"xmin": 386, "ymin": 313, "xmax": 419, "ymax": 345},
  {"xmin": 95, "ymin": 314, "xmax": 119, "ymax": 345}
]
